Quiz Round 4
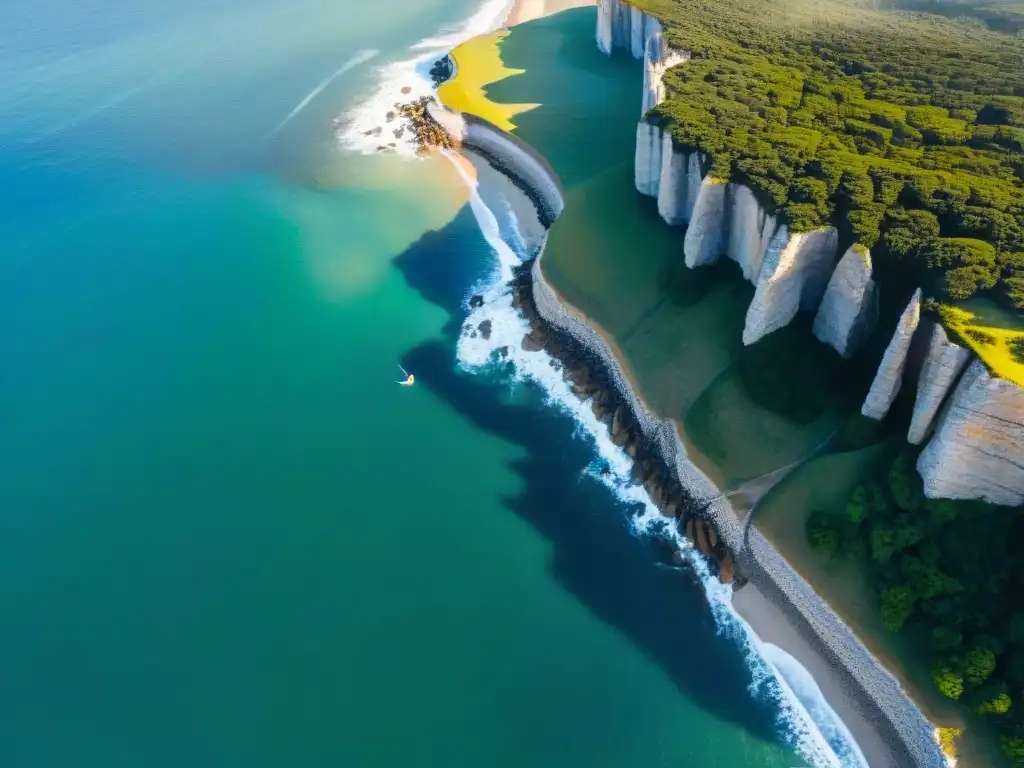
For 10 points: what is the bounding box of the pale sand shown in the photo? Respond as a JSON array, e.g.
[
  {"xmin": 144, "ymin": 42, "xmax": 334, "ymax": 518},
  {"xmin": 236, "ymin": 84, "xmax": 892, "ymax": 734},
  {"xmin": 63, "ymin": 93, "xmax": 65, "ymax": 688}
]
[
  {"xmin": 732, "ymin": 583, "xmax": 900, "ymax": 768},
  {"xmin": 507, "ymin": 0, "xmax": 594, "ymax": 26}
]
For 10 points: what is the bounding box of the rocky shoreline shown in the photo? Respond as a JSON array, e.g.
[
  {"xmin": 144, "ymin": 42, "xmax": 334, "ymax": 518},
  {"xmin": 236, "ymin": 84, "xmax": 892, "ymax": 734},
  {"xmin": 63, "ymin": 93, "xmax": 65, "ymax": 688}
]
[
  {"xmin": 433, "ymin": 14, "xmax": 943, "ymax": 764},
  {"xmin": 505, "ymin": 261, "xmax": 738, "ymax": 583},
  {"xmin": 515, "ymin": 238, "xmax": 943, "ymax": 767}
]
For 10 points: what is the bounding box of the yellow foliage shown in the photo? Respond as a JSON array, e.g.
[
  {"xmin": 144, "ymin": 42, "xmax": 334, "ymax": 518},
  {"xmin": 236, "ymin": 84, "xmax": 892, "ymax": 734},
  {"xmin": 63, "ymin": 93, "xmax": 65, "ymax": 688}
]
[
  {"xmin": 936, "ymin": 726, "xmax": 962, "ymax": 761},
  {"xmin": 436, "ymin": 31, "xmax": 537, "ymax": 131},
  {"xmin": 940, "ymin": 300, "xmax": 1024, "ymax": 387}
]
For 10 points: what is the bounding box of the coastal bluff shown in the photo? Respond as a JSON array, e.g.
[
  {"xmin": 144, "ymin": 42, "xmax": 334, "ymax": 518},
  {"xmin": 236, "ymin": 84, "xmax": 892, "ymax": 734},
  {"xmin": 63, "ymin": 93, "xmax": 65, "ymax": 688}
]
[{"xmin": 612, "ymin": 0, "xmax": 1024, "ymax": 506}]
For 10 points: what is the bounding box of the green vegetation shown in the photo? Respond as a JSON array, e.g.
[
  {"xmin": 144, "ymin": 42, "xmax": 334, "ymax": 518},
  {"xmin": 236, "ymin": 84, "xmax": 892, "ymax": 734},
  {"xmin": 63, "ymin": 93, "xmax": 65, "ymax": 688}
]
[
  {"xmin": 804, "ymin": 447, "xmax": 1024, "ymax": 764},
  {"xmin": 632, "ymin": 0, "xmax": 1024, "ymax": 317},
  {"xmin": 928, "ymin": 299, "xmax": 1024, "ymax": 383}
]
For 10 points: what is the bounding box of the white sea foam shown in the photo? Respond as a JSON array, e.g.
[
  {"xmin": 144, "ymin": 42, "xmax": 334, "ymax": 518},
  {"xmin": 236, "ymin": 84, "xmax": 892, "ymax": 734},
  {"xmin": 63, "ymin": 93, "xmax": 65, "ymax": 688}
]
[
  {"xmin": 337, "ymin": 0, "xmax": 514, "ymax": 155},
  {"xmin": 451, "ymin": 155, "xmax": 869, "ymax": 768},
  {"xmin": 270, "ymin": 49, "xmax": 379, "ymax": 137}
]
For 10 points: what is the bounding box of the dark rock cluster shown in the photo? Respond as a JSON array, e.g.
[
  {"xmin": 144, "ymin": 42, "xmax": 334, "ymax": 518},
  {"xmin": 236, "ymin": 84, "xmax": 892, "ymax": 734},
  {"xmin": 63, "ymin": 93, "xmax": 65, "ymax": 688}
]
[
  {"xmin": 429, "ymin": 56, "xmax": 454, "ymax": 87},
  {"xmin": 508, "ymin": 261, "xmax": 739, "ymax": 586},
  {"xmin": 361, "ymin": 95, "xmax": 458, "ymax": 155}
]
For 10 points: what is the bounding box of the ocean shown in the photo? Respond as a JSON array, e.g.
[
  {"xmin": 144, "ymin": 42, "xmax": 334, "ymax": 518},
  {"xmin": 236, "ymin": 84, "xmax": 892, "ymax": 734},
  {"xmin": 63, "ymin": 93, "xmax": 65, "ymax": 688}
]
[{"xmin": 0, "ymin": 0, "xmax": 849, "ymax": 765}]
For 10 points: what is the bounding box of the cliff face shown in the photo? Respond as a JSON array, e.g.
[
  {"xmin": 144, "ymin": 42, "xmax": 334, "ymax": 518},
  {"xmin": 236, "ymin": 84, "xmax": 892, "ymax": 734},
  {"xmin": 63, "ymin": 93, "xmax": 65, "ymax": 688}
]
[
  {"xmin": 861, "ymin": 289, "xmax": 921, "ymax": 420},
  {"xmin": 656, "ymin": 133, "xmax": 701, "ymax": 224},
  {"xmin": 812, "ymin": 245, "xmax": 878, "ymax": 358},
  {"xmin": 683, "ymin": 178, "xmax": 729, "ymax": 267},
  {"xmin": 597, "ymin": 0, "xmax": 652, "ymax": 59},
  {"xmin": 742, "ymin": 227, "xmax": 840, "ymax": 345},
  {"xmin": 907, "ymin": 323, "xmax": 972, "ymax": 445},
  {"xmin": 918, "ymin": 360, "xmax": 1024, "ymax": 506},
  {"xmin": 726, "ymin": 184, "xmax": 776, "ymax": 283},
  {"xmin": 634, "ymin": 121, "xmax": 663, "ymax": 197},
  {"xmin": 640, "ymin": 21, "xmax": 687, "ymax": 117}
]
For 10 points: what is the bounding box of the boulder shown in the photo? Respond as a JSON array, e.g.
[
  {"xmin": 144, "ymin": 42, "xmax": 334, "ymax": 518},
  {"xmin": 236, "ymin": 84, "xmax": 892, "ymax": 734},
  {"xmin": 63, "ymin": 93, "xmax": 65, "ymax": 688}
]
[
  {"xmin": 719, "ymin": 554, "xmax": 735, "ymax": 584},
  {"xmin": 695, "ymin": 519, "xmax": 713, "ymax": 557},
  {"xmin": 521, "ymin": 331, "xmax": 545, "ymax": 352},
  {"xmin": 812, "ymin": 244, "xmax": 878, "ymax": 358},
  {"xmin": 861, "ymin": 289, "xmax": 921, "ymax": 420},
  {"xmin": 918, "ymin": 359, "xmax": 1024, "ymax": 505}
]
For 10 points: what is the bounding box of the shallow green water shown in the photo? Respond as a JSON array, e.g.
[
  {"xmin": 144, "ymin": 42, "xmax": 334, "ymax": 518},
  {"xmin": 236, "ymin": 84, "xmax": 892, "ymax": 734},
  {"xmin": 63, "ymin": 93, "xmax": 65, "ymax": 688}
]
[{"xmin": 488, "ymin": 11, "xmax": 872, "ymax": 491}]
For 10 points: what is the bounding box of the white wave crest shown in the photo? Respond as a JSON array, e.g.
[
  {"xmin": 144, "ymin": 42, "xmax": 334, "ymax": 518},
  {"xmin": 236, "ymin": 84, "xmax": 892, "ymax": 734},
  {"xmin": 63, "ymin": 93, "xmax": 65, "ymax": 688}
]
[
  {"xmin": 450, "ymin": 157, "xmax": 868, "ymax": 768},
  {"xmin": 270, "ymin": 49, "xmax": 379, "ymax": 137},
  {"xmin": 337, "ymin": 0, "xmax": 513, "ymax": 155}
]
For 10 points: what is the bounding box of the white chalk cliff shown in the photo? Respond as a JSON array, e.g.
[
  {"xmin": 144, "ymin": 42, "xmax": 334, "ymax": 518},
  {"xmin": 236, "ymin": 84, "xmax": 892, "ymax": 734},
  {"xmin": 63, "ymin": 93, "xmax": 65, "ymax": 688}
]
[
  {"xmin": 812, "ymin": 245, "xmax": 878, "ymax": 358},
  {"xmin": 861, "ymin": 289, "xmax": 921, "ymax": 420},
  {"xmin": 655, "ymin": 133, "xmax": 701, "ymax": 224},
  {"xmin": 610, "ymin": 0, "xmax": 1024, "ymax": 507},
  {"xmin": 635, "ymin": 121, "xmax": 664, "ymax": 197},
  {"xmin": 918, "ymin": 359, "xmax": 1024, "ymax": 506},
  {"xmin": 598, "ymin": 0, "xmax": 656, "ymax": 59},
  {"xmin": 640, "ymin": 21, "xmax": 687, "ymax": 117},
  {"xmin": 742, "ymin": 227, "xmax": 840, "ymax": 345},
  {"xmin": 906, "ymin": 323, "xmax": 972, "ymax": 445},
  {"xmin": 683, "ymin": 178, "xmax": 729, "ymax": 267},
  {"xmin": 726, "ymin": 184, "xmax": 777, "ymax": 283}
]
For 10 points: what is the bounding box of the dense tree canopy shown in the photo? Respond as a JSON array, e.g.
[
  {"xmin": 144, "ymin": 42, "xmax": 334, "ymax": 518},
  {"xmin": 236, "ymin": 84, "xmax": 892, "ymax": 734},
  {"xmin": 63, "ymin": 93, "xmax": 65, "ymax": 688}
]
[
  {"xmin": 805, "ymin": 449, "xmax": 1024, "ymax": 764},
  {"xmin": 634, "ymin": 0, "xmax": 1024, "ymax": 311}
]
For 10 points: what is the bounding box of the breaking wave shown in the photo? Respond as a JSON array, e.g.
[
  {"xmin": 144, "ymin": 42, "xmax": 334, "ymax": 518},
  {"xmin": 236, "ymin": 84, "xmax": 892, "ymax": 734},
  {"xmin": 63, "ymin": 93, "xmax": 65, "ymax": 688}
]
[
  {"xmin": 336, "ymin": 0, "xmax": 513, "ymax": 155},
  {"xmin": 449, "ymin": 154, "xmax": 868, "ymax": 768}
]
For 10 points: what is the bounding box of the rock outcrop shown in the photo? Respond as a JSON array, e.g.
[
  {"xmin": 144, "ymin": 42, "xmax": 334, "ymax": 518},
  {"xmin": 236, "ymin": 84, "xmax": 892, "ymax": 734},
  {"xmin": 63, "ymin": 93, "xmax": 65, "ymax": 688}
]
[
  {"xmin": 656, "ymin": 133, "xmax": 701, "ymax": 224},
  {"xmin": 812, "ymin": 245, "xmax": 878, "ymax": 358},
  {"xmin": 726, "ymin": 184, "xmax": 777, "ymax": 282},
  {"xmin": 918, "ymin": 360, "xmax": 1024, "ymax": 505},
  {"xmin": 683, "ymin": 178, "xmax": 729, "ymax": 267},
  {"xmin": 634, "ymin": 121, "xmax": 663, "ymax": 197},
  {"xmin": 742, "ymin": 227, "xmax": 839, "ymax": 345},
  {"xmin": 861, "ymin": 289, "xmax": 921, "ymax": 421},
  {"xmin": 907, "ymin": 323, "xmax": 972, "ymax": 445}
]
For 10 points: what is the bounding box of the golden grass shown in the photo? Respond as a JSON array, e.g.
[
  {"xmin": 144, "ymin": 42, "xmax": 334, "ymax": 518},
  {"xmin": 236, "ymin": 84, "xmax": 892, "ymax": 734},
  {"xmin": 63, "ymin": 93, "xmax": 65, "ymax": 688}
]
[
  {"xmin": 940, "ymin": 299, "xmax": 1024, "ymax": 387},
  {"xmin": 436, "ymin": 30, "xmax": 537, "ymax": 131}
]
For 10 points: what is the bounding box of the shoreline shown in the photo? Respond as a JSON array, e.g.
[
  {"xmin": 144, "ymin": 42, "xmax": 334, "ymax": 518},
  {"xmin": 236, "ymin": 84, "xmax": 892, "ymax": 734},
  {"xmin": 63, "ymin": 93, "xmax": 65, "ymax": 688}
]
[
  {"xmin": 431, "ymin": 2, "xmax": 943, "ymax": 767},
  {"xmin": 523, "ymin": 246, "xmax": 940, "ymax": 768}
]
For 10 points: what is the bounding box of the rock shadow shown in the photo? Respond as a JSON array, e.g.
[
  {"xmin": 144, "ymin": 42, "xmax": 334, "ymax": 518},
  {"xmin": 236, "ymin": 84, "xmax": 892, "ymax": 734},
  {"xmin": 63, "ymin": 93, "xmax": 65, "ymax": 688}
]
[{"xmin": 392, "ymin": 216, "xmax": 800, "ymax": 756}]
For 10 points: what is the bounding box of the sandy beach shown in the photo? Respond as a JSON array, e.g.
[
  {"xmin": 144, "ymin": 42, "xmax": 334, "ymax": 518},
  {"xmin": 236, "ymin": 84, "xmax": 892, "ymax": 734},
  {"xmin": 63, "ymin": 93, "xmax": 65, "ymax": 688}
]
[
  {"xmin": 507, "ymin": 0, "xmax": 594, "ymax": 26},
  {"xmin": 732, "ymin": 583, "xmax": 905, "ymax": 768}
]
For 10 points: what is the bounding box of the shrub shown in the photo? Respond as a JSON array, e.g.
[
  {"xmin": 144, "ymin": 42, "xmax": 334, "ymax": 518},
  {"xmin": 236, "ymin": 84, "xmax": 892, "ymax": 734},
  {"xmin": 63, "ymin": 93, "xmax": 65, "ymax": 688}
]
[{"xmin": 933, "ymin": 664, "xmax": 965, "ymax": 700}]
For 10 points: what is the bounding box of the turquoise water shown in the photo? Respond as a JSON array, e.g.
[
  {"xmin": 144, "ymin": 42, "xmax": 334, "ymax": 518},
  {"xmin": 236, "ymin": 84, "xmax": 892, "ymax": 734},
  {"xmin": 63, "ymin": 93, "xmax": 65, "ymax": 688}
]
[{"xmin": 0, "ymin": 1, "xmax": 816, "ymax": 765}]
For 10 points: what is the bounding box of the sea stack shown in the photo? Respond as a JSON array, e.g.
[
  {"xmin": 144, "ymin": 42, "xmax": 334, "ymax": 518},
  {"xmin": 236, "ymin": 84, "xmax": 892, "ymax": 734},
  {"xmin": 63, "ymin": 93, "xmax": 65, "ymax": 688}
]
[
  {"xmin": 918, "ymin": 359, "xmax": 1024, "ymax": 505},
  {"xmin": 861, "ymin": 289, "xmax": 921, "ymax": 420},
  {"xmin": 907, "ymin": 323, "xmax": 972, "ymax": 445},
  {"xmin": 812, "ymin": 244, "xmax": 878, "ymax": 358}
]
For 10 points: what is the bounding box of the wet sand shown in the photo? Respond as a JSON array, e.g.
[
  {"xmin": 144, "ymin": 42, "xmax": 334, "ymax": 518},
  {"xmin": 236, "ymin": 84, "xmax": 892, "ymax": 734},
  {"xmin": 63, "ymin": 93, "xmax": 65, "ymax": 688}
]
[{"xmin": 732, "ymin": 583, "xmax": 906, "ymax": 768}]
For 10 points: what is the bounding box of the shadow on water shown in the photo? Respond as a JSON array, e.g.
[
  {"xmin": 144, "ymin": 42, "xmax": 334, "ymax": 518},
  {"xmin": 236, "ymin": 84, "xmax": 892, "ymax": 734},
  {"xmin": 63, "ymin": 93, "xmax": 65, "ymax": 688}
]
[{"xmin": 392, "ymin": 211, "xmax": 798, "ymax": 755}]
